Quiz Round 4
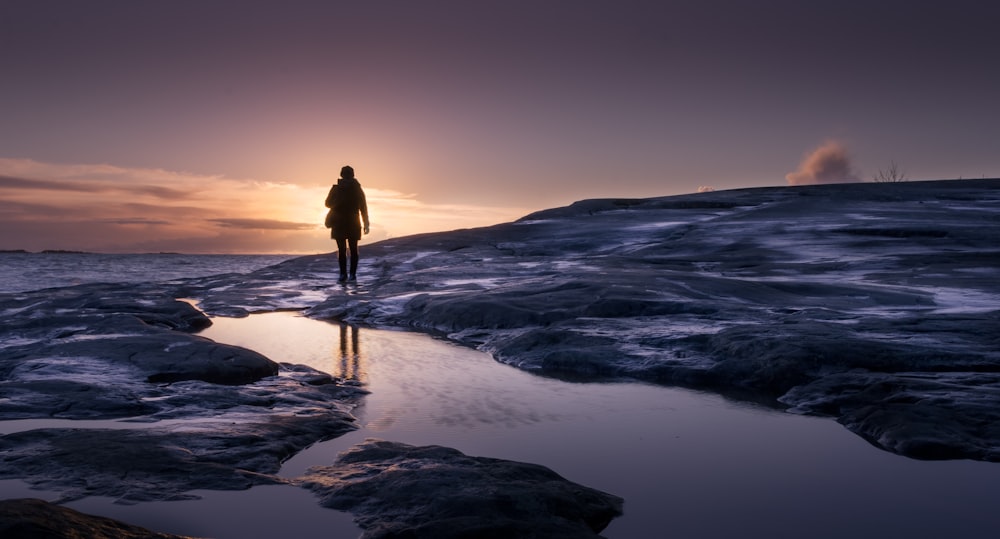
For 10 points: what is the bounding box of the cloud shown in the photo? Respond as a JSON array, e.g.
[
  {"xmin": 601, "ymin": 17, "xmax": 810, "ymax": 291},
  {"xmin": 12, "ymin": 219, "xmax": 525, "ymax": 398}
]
[
  {"xmin": 0, "ymin": 171, "xmax": 191, "ymax": 200},
  {"xmin": 100, "ymin": 218, "xmax": 173, "ymax": 226},
  {"xmin": 209, "ymin": 218, "xmax": 316, "ymax": 230},
  {"xmin": 0, "ymin": 175, "xmax": 91, "ymax": 191},
  {"xmin": 785, "ymin": 141, "xmax": 861, "ymax": 185},
  {"xmin": 0, "ymin": 158, "xmax": 318, "ymax": 252},
  {"xmin": 697, "ymin": 186, "xmax": 715, "ymax": 193},
  {"xmin": 0, "ymin": 198, "xmax": 68, "ymax": 216},
  {"xmin": 0, "ymin": 158, "xmax": 531, "ymax": 253}
]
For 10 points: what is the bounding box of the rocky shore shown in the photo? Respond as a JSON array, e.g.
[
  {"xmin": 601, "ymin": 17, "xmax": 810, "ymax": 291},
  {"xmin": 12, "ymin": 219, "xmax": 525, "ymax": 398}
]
[
  {"xmin": 305, "ymin": 179, "xmax": 1000, "ymax": 462},
  {"xmin": 1, "ymin": 179, "xmax": 998, "ymax": 536}
]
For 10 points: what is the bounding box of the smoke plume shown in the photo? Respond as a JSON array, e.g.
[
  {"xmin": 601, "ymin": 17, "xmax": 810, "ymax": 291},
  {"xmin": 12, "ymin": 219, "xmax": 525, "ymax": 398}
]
[{"xmin": 785, "ymin": 141, "xmax": 861, "ymax": 185}]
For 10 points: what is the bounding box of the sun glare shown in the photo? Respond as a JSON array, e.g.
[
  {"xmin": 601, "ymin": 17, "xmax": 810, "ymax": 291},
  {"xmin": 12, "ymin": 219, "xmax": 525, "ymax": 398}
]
[{"xmin": 0, "ymin": 158, "xmax": 530, "ymax": 254}]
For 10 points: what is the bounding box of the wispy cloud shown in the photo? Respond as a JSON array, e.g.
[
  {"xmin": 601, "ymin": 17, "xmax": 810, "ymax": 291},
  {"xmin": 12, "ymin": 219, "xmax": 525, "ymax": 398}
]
[
  {"xmin": 0, "ymin": 175, "xmax": 92, "ymax": 191},
  {"xmin": 785, "ymin": 141, "xmax": 861, "ymax": 186},
  {"xmin": 209, "ymin": 218, "xmax": 316, "ymax": 230},
  {"xmin": 0, "ymin": 158, "xmax": 530, "ymax": 253},
  {"xmin": 99, "ymin": 218, "xmax": 173, "ymax": 226},
  {"xmin": 0, "ymin": 168, "xmax": 191, "ymax": 200}
]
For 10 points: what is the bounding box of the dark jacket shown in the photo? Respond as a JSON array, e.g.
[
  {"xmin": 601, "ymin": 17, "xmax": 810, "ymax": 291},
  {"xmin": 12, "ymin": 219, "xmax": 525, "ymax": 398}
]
[{"xmin": 325, "ymin": 177, "xmax": 369, "ymax": 241}]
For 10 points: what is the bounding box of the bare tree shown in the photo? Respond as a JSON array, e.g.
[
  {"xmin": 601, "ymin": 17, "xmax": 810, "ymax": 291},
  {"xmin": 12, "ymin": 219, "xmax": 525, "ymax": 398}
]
[{"xmin": 872, "ymin": 161, "xmax": 907, "ymax": 183}]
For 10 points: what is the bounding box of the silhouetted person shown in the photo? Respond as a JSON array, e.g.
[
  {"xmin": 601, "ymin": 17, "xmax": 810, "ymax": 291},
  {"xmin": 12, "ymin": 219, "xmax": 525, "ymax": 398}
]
[{"xmin": 325, "ymin": 165, "xmax": 370, "ymax": 282}]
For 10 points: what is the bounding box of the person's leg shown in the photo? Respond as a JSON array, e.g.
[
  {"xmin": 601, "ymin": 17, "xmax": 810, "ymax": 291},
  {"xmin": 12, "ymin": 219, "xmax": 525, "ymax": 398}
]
[
  {"xmin": 335, "ymin": 238, "xmax": 348, "ymax": 281},
  {"xmin": 348, "ymin": 238, "xmax": 360, "ymax": 279}
]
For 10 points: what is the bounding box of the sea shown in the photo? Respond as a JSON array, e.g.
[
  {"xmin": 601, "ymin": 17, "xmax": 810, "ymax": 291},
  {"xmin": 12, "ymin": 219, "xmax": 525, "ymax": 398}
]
[{"xmin": 0, "ymin": 252, "xmax": 297, "ymax": 294}]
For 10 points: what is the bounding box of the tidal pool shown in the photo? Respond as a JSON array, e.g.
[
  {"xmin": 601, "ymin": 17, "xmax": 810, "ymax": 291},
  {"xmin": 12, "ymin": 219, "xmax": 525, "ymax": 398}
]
[
  {"xmin": 201, "ymin": 312, "xmax": 1000, "ymax": 538},
  {"xmin": 8, "ymin": 311, "xmax": 1000, "ymax": 538}
]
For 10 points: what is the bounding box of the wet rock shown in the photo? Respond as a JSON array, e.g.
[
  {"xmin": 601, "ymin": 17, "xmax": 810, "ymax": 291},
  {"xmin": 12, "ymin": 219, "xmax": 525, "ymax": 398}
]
[
  {"xmin": 0, "ymin": 498, "xmax": 191, "ymax": 539},
  {"xmin": 289, "ymin": 180, "xmax": 1000, "ymax": 462},
  {"xmin": 0, "ymin": 411, "xmax": 358, "ymax": 503},
  {"xmin": 781, "ymin": 371, "xmax": 1000, "ymax": 461},
  {"xmin": 9, "ymin": 333, "xmax": 278, "ymax": 385},
  {"xmin": 0, "ymin": 282, "xmax": 334, "ymax": 422},
  {"xmin": 3, "ymin": 179, "xmax": 999, "ymax": 494},
  {"xmin": 299, "ymin": 439, "xmax": 623, "ymax": 539},
  {"xmin": 0, "ymin": 282, "xmax": 365, "ymax": 503},
  {"xmin": 0, "ymin": 379, "xmax": 159, "ymax": 419},
  {"xmin": 0, "ymin": 282, "xmax": 211, "ymax": 333}
]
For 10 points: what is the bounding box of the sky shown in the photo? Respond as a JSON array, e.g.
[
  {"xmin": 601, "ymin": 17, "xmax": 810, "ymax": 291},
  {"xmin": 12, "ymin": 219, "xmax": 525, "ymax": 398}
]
[{"xmin": 1, "ymin": 0, "xmax": 998, "ymax": 254}]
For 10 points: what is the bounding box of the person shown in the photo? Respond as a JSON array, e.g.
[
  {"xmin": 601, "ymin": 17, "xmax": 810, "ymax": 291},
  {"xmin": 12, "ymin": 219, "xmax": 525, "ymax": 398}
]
[{"xmin": 325, "ymin": 165, "xmax": 370, "ymax": 282}]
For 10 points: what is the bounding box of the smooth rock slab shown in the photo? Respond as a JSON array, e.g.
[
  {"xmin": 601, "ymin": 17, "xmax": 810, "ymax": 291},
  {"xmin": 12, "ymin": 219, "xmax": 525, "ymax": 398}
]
[
  {"xmin": 0, "ymin": 498, "xmax": 192, "ymax": 539},
  {"xmin": 289, "ymin": 180, "xmax": 1000, "ymax": 462},
  {"xmin": 781, "ymin": 371, "xmax": 1000, "ymax": 461},
  {"xmin": 299, "ymin": 439, "xmax": 623, "ymax": 539},
  {"xmin": 0, "ymin": 411, "xmax": 357, "ymax": 503},
  {"xmin": 0, "ymin": 283, "xmax": 285, "ymax": 421},
  {"xmin": 0, "ymin": 282, "xmax": 366, "ymax": 503}
]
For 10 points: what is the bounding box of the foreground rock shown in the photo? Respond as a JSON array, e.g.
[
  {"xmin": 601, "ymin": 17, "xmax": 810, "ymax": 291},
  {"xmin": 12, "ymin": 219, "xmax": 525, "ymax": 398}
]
[
  {"xmin": 0, "ymin": 254, "xmax": 621, "ymax": 537},
  {"xmin": 0, "ymin": 498, "xmax": 194, "ymax": 539},
  {"xmin": 0, "ymin": 284, "xmax": 279, "ymax": 420},
  {"xmin": 309, "ymin": 180, "xmax": 1000, "ymax": 461},
  {"xmin": 300, "ymin": 439, "xmax": 623, "ymax": 539},
  {"xmin": 0, "ymin": 280, "xmax": 623, "ymax": 536},
  {"xmin": 0, "ymin": 283, "xmax": 365, "ymax": 503},
  {"xmin": 2, "ymin": 179, "xmax": 997, "ymax": 533},
  {"xmin": 187, "ymin": 179, "xmax": 1000, "ymax": 462},
  {"xmin": 0, "ymin": 411, "xmax": 359, "ymax": 503}
]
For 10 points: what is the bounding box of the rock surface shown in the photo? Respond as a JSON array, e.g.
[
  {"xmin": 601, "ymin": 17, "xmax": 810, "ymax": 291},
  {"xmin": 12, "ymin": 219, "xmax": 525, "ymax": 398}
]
[
  {"xmin": 0, "ymin": 282, "xmax": 365, "ymax": 503},
  {"xmin": 300, "ymin": 439, "xmax": 623, "ymax": 539},
  {"xmin": 2, "ymin": 179, "xmax": 999, "ymax": 536},
  {"xmin": 0, "ymin": 412, "xmax": 359, "ymax": 503},
  {"xmin": 0, "ymin": 267, "xmax": 623, "ymax": 535},
  {"xmin": 185, "ymin": 179, "xmax": 1000, "ymax": 462},
  {"xmin": 0, "ymin": 498, "xmax": 194, "ymax": 539}
]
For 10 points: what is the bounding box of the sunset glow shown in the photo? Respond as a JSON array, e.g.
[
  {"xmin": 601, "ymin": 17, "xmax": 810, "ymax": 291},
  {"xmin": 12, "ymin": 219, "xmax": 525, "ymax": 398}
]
[
  {"xmin": 0, "ymin": 158, "xmax": 528, "ymax": 254},
  {"xmin": 2, "ymin": 1, "xmax": 997, "ymax": 253}
]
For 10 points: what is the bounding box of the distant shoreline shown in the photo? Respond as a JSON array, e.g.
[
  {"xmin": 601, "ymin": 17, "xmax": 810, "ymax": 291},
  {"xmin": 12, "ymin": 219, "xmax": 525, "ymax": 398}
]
[{"xmin": 0, "ymin": 250, "xmax": 302, "ymax": 256}]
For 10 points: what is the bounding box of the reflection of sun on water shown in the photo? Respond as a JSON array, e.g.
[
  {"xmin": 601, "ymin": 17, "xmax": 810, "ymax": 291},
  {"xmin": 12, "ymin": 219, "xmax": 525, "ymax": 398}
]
[
  {"xmin": 197, "ymin": 311, "xmax": 370, "ymax": 386},
  {"xmin": 196, "ymin": 312, "xmax": 369, "ymax": 382}
]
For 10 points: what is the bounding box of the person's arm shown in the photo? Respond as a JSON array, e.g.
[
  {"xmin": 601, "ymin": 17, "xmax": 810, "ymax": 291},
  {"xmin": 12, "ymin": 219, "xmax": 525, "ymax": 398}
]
[{"xmin": 359, "ymin": 187, "xmax": 370, "ymax": 234}]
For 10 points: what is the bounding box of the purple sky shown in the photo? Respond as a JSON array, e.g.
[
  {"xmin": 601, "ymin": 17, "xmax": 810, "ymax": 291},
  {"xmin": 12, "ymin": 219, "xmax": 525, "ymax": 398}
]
[{"xmin": 1, "ymin": 1, "xmax": 998, "ymax": 253}]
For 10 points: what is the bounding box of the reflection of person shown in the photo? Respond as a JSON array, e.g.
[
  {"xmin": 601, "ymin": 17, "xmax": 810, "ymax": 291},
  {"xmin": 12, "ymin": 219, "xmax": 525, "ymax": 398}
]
[
  {"xmin": 337, "ymin": 322, "xmax": 364, "ymax": 382},
  {"xmin": 325, "ymin": 165, "xmax": 370, "ymax": 282}
]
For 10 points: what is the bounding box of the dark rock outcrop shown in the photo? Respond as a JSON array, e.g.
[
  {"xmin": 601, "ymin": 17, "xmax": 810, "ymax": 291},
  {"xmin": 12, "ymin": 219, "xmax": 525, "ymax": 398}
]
[
  {"xmin": 299, "ymin": 439, "xmax": 623, "ymax": 539},
  {"xmin": 0, "ymin": 411, "xmax": 359, "ymax": 503},
  {"xmin": 0, "ymin": 498, "xmax": 194, "ymax": 539},
  {"xmin": 282, "ymin": 179, "xmax": 1000, "ymax": 462},
  {"xmin": 2, "ymin": 179, "xmax": 998, "ymax": 536},
  {"xmin": 0, "ymin": 283, "xmax": 365, "ymax": 504}
]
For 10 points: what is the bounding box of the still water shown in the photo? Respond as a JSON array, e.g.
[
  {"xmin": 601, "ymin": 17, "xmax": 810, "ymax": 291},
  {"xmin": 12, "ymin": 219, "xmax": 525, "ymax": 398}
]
[
  {"xmin": 18, "ymin": 311, "xmax": 1000, "ymax": 538},
  {"xmin": 0, "ymin": 252, "xmax": 294, "ymax": 294},
  {"xmin": 203, "ymin": 312, "xmax": 1000, "ymax": 538}
]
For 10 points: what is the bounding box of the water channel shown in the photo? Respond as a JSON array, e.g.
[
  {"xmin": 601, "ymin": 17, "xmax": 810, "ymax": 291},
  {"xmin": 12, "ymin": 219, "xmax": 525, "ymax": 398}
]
[{"xmin": 6, "ymin": 311, "xmax": 1000, "ymax": 537}]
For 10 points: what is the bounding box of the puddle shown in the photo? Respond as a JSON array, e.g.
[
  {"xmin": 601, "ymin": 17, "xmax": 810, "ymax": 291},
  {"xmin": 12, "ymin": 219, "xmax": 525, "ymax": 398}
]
[
  {"xmin": 65, "ymin": 484, "xmax": 358, "ymax": 539},
  {"xmin": 199, "ymin": 312, "xmax": 1000, "ymax": 538}
]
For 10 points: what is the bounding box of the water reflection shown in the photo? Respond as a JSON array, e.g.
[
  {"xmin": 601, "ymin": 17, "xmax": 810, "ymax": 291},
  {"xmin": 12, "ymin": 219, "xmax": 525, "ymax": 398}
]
[
  {"xmin": 335, "ymin": 322, "xmax": 366, "ymax": 383},
  {"xmin": 200, "ymin": 312, "xmax": 1000, "ymax": 539}
]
